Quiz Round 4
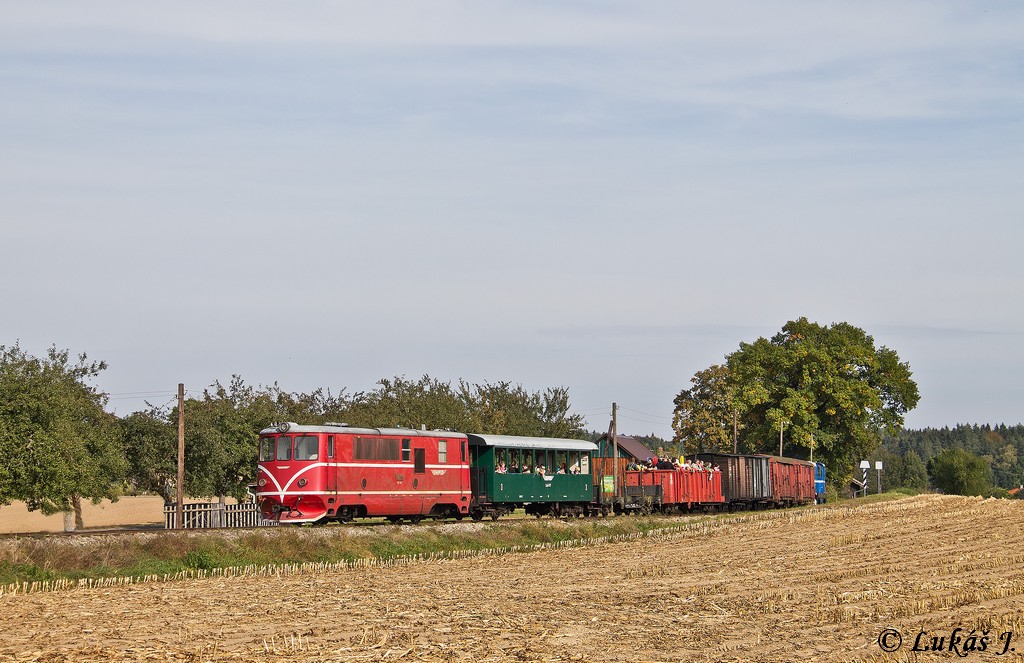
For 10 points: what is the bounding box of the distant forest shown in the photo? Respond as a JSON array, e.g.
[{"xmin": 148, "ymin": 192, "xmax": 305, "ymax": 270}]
[{"xmin": 881, "ymin": 424, "xmax": 1023, "ymax": 490}]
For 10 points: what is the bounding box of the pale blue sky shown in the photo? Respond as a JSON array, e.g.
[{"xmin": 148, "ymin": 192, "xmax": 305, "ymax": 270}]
[{"xmin": 2, "ymin": 2, "xmax": 1022, "ymax": 438}]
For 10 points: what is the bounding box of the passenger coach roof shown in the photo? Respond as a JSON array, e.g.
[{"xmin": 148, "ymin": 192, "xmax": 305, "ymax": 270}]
[
  {"xmin": 258, "ymin": 423, "xmax": 467, "ymax": 438},
  {"xmin": 466, "ymin": 433, "xmax": 597, "ymax": 451}
]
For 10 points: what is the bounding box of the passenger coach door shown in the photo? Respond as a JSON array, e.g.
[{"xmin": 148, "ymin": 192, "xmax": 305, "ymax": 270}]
[{"xmin": 469, "ymin": 445, "xmax": 483, "ymax": 500}]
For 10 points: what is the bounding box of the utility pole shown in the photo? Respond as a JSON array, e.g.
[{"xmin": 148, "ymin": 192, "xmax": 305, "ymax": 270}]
[
  {"xmin": 733, "ymin": 410, "xmax": 738, "ymax": 454},
  {"xmin": 809, "ymin": 434, "xmax": 814, "ymax": 462},
  {"xmin": 176, "ymin": 383, "xmax": 184, "ymax": 530},
  {"xmin": 611, "ymin": 402, "xmax": 618, "ymax": 511},
  {"xmin": 779, "ymin": 419, "xmax": 786, "ymax": 457}
]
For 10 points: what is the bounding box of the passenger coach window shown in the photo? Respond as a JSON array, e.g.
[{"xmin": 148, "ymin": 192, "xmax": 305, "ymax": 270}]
[
  {"xmin": 259, "ymin": 438, "xmax": 275, "ymax": 462},
  {"xmin": 276, "ymin": 436, "xmax": 292, "ymax": 461},
  {"xmin": 294, "ymin": 435, "xmax": 319, "ymax": 461},
  {"xmin": 569, "ymin": 451, "xmax": 581, "ymax": 473},
  {"xmin": 438, "ymin": 440, "xmax": 448, "ymax": 463}
]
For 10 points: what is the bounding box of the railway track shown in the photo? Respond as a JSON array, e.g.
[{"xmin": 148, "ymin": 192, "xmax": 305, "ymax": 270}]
[{"xmin": 0, "ymin": 507, "xmax": 703, "ymax": 541}]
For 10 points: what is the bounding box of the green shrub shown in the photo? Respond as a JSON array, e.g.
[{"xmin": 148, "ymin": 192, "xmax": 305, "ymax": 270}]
[{"xmin": 182, "ymin": 549, "xmax": 216, "ymax": 570}]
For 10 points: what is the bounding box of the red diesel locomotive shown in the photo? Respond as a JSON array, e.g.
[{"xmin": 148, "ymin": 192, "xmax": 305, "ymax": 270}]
[{"xmin": 256, "ymin": 423, "xmax": 472, "ymax": 524}]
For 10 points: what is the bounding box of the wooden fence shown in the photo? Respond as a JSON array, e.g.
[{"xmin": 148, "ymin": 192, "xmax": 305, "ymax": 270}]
[{"xmin": 163, "ymin": 502, "xmax": 278, "ymax": 529}]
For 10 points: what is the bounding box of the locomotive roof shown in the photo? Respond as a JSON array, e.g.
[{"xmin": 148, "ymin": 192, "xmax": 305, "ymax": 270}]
[
  {"xmin": 466, "ymin": 433, "xmax": 598, "ymax": 451},
  {"xmin": 258, "ymin": 423, "xmax": 468, "ymax": 438}
]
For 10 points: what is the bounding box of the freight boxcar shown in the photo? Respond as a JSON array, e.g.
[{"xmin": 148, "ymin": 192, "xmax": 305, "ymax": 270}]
[
  {"xmin": 694, "ymin": 453, "xmax": 771, "ymax": 509},
  {"xmin": 761, "ymin": 455, "xmax": 816, "ymax": 506}
]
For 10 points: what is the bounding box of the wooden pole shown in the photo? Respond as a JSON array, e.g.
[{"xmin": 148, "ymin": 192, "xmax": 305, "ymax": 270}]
[
  {"xmin": 611, "ymin": 402, "xmax": 618, "ymax": 510},
  {"xmin": 176, "ymin": 383, "xmax": 184, "ymax": 530},
  {"xmin": 733, "ymin": 409, "xmax": 738, "ymax": 454},
  {"xmin": 779, "ymin": 420, "xmax": 784, "ymax": 457}
]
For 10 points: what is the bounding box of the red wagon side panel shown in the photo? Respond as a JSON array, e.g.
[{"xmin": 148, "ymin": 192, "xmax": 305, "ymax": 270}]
[
  {"xmin": 623, "ymin": 468, "xmax": 724, "ymax": 510},
  {"xmin": 763, "ymin": 456, "xmax": 816, "ymax": 505}
]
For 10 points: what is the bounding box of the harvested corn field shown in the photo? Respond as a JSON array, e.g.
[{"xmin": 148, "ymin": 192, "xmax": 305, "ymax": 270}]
[{"xmin": 2, "ymin": 494, "xmax": 1023, "ymax": 662}]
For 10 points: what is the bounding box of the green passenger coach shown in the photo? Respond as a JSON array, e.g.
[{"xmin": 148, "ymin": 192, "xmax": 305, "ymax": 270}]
[{"xmin": 467, "ymin": 433, "xmax": 600, "ymax": 520}]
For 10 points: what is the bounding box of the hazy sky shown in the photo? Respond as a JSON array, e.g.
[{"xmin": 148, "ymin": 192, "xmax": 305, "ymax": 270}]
[{"xmin": 2, "ymin": 2, "xmax": 1022, "ymax": 439}]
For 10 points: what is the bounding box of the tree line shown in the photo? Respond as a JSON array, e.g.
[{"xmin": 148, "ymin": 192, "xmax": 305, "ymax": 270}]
[{"xmin": 0, "ymin": 342, "xmax": 587, "ymax": 525}]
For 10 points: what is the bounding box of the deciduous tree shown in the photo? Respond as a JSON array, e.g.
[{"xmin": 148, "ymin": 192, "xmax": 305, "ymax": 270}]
[
  {"xmin": 671, "ymin": 364, "xmax": 738, "ymax": 454},
  {"xmin": 0, "ymin": 344, "xmax": 125, "ymax": 528},
  {"xmin": 672, "ymin": 318, "xmax": 919, "ymax": 485},
  {"xmin": 928, "ymin": 448, "xmax": 992, "ymax": 496}
]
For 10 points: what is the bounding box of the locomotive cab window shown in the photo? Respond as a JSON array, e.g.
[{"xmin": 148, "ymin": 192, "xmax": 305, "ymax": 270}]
[
  {"xmin": 294, "ymin": 435, "xmax": 319, "ymax": 461},
  {"xmin": 402, "ymin": 438, "xmax": 411, "ymax": 462},
  {"xmin": 327, "ymin": 435, "xmax": 335, "ymax": 459},
  {"xmin": 276, "ymin": 436, "xmax": 292, "ymax": 461},
  {"xmin": 438, "ymin": 440, "xmax": 448, "ymax": 463},
  {"xmin": 259, "ymin": 437, "xmax": 275, "ymax": 462}
]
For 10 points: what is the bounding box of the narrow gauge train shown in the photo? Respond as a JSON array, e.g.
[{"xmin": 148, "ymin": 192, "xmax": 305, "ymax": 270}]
[
  {"xmin": 255, "ymin": 422, "xmax": 826, "ymax": 524},
  {"xmin": 255, "ymin": 423, "xmax": 600, "ymax": 524}
]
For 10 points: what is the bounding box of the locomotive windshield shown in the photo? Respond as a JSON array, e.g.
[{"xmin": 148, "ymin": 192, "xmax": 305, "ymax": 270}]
[
  {"xmin": 258, "ymin": 434, "xmax": 319, "ymax": 462},
  {"xmin": 294, "ymin": 435, "xmax": 319, "ymax": 461},
  {"xmin": 276, "ymin": 436, "xmax": 292, "ymax": 461},
  {"xmin": 259, "ymin": 437, "xmax": 274, "ymax": 462}
]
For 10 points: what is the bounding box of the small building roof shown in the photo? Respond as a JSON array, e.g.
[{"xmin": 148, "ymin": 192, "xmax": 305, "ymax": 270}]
[{"xmin": 594, "ymin": 434, "xmax": 657, "ymax": 461}]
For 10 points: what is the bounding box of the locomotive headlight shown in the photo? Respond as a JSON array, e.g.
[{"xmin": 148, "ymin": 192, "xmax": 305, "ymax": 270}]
[
  {"xmin": 258, "ymin": 479, "xmax": 266, "ymax": 487},
  {"xmin": 298, "ymin": 479, "xmax": 307, "ymax": 487}
]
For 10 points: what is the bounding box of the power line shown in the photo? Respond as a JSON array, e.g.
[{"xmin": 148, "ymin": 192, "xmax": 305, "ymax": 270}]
[
  {"xmin": 619, "ymin": 406, "xmax": 672, "ymax": 422},
  {"xmin": 618, "ymin": 413, "xmax": 671, "ymax": 427}
]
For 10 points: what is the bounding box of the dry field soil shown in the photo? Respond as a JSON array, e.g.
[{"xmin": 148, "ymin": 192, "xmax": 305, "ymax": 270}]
[{"xmin": 2, "ymin": 494, "xmax": 1024, "ymax": 662}]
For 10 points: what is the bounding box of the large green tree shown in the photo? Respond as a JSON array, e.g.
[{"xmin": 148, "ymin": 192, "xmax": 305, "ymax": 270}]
[
  {"xmin": 672, "ymin": 364, "xmax": 738, "ymax": 454},
  {"xmin": 0, "ymin": 344, "xmax": 125, "ymax": 528},
  {"xmin": 673, "ymin": 318, "xmax": 919, "ymax": 484},
  {"xmin": 120, "ymin": 408, "xmax": 178, "ymax": 502},
  {"xmin": 176, "ymin": 376, "xmax": 282, "ymax": 501}
]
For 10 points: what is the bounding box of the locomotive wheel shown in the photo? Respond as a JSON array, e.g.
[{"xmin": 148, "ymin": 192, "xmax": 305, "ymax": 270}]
[
  {"xmin": 410, "ymin": 515, "xmax": 423, "ymax": 524},
  {"xmin": 471, "ymin": 512, "xmax": 483, "ymax": 521},
  {"xmin": 387, "ymin": 516, "xmax": 402, "ymax": 524}
]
